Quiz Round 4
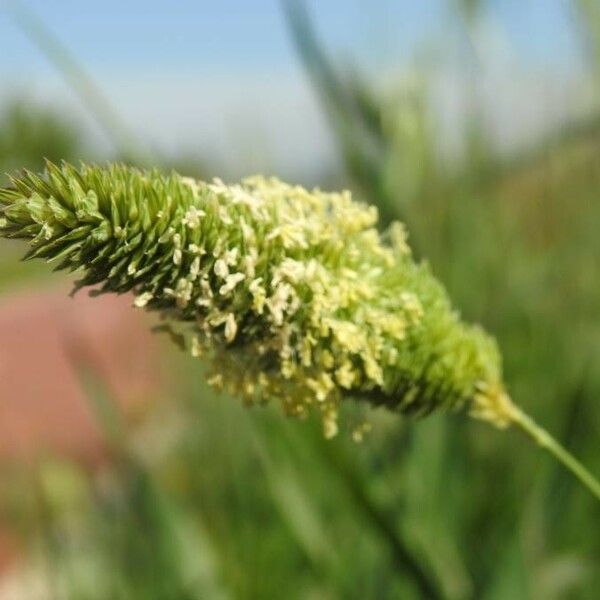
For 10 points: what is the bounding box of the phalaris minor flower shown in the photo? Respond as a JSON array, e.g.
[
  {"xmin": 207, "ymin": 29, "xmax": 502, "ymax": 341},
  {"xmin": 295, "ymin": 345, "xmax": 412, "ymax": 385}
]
[{"xmin": 1, "ymin": 161, "xmax": 599, "ymax": 501}]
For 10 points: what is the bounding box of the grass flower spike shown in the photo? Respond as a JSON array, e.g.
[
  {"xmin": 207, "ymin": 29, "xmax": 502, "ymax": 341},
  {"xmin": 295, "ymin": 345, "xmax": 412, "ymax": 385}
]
[{"xmin": 1, "ymin": 162, "xmax": 599, "ymax": 501}]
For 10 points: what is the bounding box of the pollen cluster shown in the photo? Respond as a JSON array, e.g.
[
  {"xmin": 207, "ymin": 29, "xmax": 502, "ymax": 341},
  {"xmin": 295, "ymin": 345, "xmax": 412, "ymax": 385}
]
[{"xmin": 0, "ymin": 162, "xmax": 505, "ymax": 436}]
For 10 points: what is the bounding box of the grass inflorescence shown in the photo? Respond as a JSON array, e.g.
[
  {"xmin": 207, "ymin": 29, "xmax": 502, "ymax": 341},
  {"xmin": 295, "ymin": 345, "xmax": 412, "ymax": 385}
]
[{"xmin": 1, "ymin": 161, "xmax": 598, "ymax": 501}]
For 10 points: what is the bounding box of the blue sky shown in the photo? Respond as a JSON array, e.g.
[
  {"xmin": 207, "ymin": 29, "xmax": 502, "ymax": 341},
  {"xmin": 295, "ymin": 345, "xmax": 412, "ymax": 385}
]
[
  {"xmin": 0, "ymin": 0, "xmax": 440, "ymax": 77},
  {"xmin": 0, "ymin": 1, "xmax": 582, "ymax": 74},
  {"xmin": 0, "ymin": 1, "xmax": 589, "ymax": 177}
]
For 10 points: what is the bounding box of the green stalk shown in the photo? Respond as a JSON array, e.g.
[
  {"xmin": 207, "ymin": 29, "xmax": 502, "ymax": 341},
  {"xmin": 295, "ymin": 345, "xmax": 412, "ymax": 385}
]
[{"xmin": 510, "ymin": 407, "xmax": 600, "ymax": 503}]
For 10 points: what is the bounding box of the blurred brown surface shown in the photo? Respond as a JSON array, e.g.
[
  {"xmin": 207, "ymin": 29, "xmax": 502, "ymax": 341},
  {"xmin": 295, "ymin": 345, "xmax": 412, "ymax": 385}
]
[{"xmin": 0, "ymin": 287, "xmax": 165, "ymax": 466}]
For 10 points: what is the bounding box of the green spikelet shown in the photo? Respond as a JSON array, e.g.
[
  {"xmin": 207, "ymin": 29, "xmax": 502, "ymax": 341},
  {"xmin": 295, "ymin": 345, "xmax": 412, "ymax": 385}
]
[
  {"xmin": 1, "ymin": 162, "xmax": 600, "ymax": 503},
  {"xmin": 0, "ymin": 161, "xmax": 510, "ymax": 436}
]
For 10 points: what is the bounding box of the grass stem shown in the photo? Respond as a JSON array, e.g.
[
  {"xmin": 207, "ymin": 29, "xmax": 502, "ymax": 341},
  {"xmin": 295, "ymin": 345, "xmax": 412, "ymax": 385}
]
[{"xmin": 511, "ymin": 407, "xmax": 600, "ymax": 503}]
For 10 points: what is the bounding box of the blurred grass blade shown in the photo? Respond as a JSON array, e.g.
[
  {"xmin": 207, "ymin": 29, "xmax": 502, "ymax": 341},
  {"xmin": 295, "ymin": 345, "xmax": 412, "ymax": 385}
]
[
  {"xmin": 282, "ymin": 0, "xmax": 402, "ymax": 225},
  {"xmin": 108, "ymin": 467, "xmax": 224, "ymax": 600},
  {"xmin": 252, "ymin": 432, "xmax": 339, "ymax": 574},
  {"xmin": 66, "ymin": 346, "xmax": 227, "ymax": 598},
  {"xmin": 317, "ymin": 439, "xmax": 445, "ymax": 600},
  {"xmin": 572, "ymin": 0, "xmax": 600, "ymax": 81},
  {"xmin": 6, "ymin": 0, "xmax": 150, "ymax": 163},
  {"xmin": 278, "ymin": 420, "xmax": 445, "ymax": 600}
]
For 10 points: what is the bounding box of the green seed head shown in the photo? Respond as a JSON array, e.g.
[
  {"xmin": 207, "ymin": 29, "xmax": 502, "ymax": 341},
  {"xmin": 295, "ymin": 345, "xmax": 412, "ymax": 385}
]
[{"xmin": 0, "ymin": 162, "xmax": 508, "ymax": 436}]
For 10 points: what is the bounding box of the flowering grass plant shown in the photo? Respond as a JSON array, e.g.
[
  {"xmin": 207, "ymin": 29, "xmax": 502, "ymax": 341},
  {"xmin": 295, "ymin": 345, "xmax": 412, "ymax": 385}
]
[{"xmin": 1, "ymin": 161, "xmax": 598, "ymax": 501}]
